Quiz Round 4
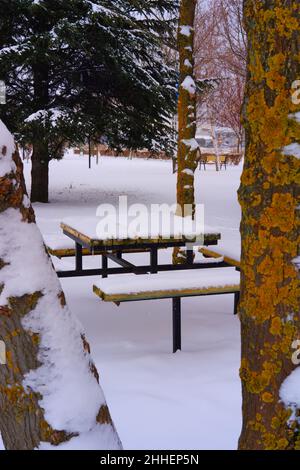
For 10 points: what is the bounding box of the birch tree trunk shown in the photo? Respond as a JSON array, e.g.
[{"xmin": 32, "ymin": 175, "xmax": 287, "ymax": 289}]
[
  {"xmin": 0, "ymin": 121, "xmax": 121, "ymax": 450},
  {"xmin": 174, "ymin": 0, "xmax": 198, "ymax": 264},
  {"xmin": 238, "ymin": 0, "xmax": 300, "ymax": 450}
]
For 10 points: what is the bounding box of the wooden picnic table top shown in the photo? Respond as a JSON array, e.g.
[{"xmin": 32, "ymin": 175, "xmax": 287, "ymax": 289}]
[{"xmin": 61, "ymin": 219, "xmax": 221, "ymax": 249}]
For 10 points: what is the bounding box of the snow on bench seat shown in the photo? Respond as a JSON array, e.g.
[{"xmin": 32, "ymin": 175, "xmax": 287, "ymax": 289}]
[{"xmin": 93, "ymin": 267, "xmax": 240, "ymax": 302}]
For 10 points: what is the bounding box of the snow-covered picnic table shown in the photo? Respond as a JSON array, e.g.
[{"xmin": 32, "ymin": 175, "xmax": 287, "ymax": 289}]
[
  {"xmin": 54, "ymin": 217, "xmax": 241, "ymax": 354},
  {"xmin": 51, "ymin": 220, "xmax": 240, "ymax": 353},
  {"xmin": 56, "ymin": 216, "xmax": 223, "ymax": 279},
  {"xmin": 60, "ymin": 216, "xmax": 221, "ymax": 249}
]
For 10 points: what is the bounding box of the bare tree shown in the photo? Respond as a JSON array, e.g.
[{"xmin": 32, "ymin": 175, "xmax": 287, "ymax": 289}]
[
  {"xmin": 217, "ymin": 0, "xmax": 247, "ymax": 79},
  {"xmin": 194, "ymin": 0, "xmax": 247, "ymax": 149}
]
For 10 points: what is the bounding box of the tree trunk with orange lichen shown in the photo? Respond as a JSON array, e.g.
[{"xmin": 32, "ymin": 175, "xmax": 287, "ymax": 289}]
[
  {"xmin": 0, "ymin": 121, "xmax": 121, "ymax": 450},
  {"xmin": 238, "ymin": 0, "xmax": 300, "ymax": 450},
  {"xmin": 173, "ymin": 0, "xmax": 198, "ymax": 264}
]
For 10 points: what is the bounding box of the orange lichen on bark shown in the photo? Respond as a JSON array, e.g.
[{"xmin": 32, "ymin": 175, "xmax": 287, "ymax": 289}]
[{"xmin": 238, "ymin": 0, "xmax": 300, "ymax": 450}]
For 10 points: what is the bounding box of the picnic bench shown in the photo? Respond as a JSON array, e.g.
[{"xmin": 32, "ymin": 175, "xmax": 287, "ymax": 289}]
[
  {"xmin": 93, "ymin": 268, "xmax": 240, "ymax": 352},
  {"xmin": 198, "ymin": 153, "xmax": 243, "ymax": 170},
  {"xmin": 49, "ymin": 217, "xmax": 240, "ymax": 352},
  {"xmin": 199, "ymin": 154, "xmax": 230, "ymax": 171}
]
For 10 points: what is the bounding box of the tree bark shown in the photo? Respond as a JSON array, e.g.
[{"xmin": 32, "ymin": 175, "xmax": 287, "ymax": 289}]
[
  {"xmin": 30, "ymin": 64, "xmax": 50, "ymax": 203},
  {"xmin": 31, "ymin": 141, "xmax": 49, "ymax": 203},
  {"xmin": 0, "ymin": 121, "xmax": 121, "ymax": 450},
  {"xmin": 238, "ymin": 0, "xmax": 300, "ymax": 450},
  {"xmin": 174, "ymin": 0, "xmax": 198, "ymax": 264}
]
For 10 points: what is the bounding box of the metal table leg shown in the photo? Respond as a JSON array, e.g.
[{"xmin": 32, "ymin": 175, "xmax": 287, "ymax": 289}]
[
  {"xmin": 172, "ymin": 298, "xmax": 182, "ymax": 353},
  {"xmin": 102, "ymin": 254, "xmax": 108, "ymax": 278},
  {"xmin": 234, "ymin": 292, "xmax": 240, "ymax": 315},
  {"xmin": 150, "ymin": 246, "xmax": 158, "ymax": 274},
  {"xmin": 75, "ymin": 243, "xmax": 83, "ymax": 273}
]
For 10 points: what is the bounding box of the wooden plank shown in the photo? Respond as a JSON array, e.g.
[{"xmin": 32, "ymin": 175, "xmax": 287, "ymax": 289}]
[
  {"xmin": 93, "ymin": 283, "xmax": 240, "ymax": 303},
  {"xmin": 61, "ymin": 224, "xmax": 92, "ymax": 247},
  {"xmin": 199, "ymin": 247, "xmax": 240, "ymax": 268},
  {"xmin": 47, "ymin": 245, "xmax": 151, "ymax": 259},
  {"xmin": 46, "ymin": 247, "xmax": 91, "ymax": 258}
]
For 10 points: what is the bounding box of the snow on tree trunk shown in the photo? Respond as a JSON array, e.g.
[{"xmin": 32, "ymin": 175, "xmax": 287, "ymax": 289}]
[
  {"xmin": 174, "ymin": 0, "xmax": 198, "ymax": 264},
  {"xmin": 238, "ymin": 1, "xmax": 300, "ymax": 450},
  {"xmin": 0, "ymin": 121, "xmax": 122, "ymax": 450}
]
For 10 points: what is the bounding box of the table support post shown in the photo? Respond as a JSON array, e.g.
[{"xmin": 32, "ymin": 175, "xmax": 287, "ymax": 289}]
[
  {"xmin": 172, "ymin": 298, "xmax": 181, "ymax": 353},
  {"xmin": 234, "ymin": 292, "xmax": 240, "ymax": 315},
  {"xmin": 186, "ymin": 247, "xmax": 194, "ymax": 265},
  {"xmin": 150, "ymin": 246, "xmax": 158, "ymax": 274},
  {"xmin": 75, "ymin": 243, "xmax": 83, "ymax": 273},
  {"xmin": 102, "ymin": 254, "xmax": 108, "ymax": 278}
]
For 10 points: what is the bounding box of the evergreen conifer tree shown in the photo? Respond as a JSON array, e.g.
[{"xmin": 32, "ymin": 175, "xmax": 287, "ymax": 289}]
[{"xmin": 0, "ymin": 0, "xmax": 178, "ymax": 202}]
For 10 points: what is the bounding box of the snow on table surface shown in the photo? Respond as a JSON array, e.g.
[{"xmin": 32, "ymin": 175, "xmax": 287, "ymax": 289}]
[
  {"xmin": 95, "ymin": 268, "xmax": 240, "ymax": 296},
  {"xmin": 61, "ymin": 216, "xmax": 221, "ymax": 243},
  {"xmin": 0, "ymin": 153, "xmax": 243, "ymax": 450},
  {"xmin": 43, "ymin": 233, "xmax": 77, "ymax": 251}
]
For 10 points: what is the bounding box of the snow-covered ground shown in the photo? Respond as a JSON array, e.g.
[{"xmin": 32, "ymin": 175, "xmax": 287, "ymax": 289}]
[{"xmin": 1, "ymin": 153, "xmax": 243, "ymax": 450}]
